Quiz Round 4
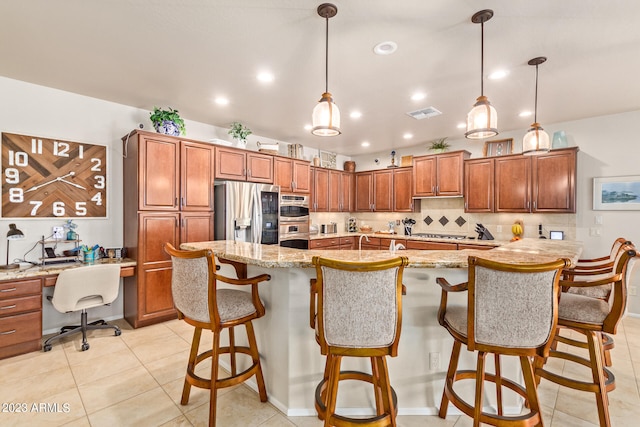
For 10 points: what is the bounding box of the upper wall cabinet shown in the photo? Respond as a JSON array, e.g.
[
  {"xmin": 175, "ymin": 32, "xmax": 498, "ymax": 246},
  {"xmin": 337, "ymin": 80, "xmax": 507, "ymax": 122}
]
[
  {"xmin": 215, "ymin": 146, "xmax": 273, "ymax": 183},
  {"xmin": 413, "ymin": 150, "xmax": 470, "ymax": 197},
  {"xmin": 464, "ymin": 157, "xmax": 494, "ymax": 213},
  {"xmin": 274, "ymin": 157, "xmax": 311, "ymax": 193}
]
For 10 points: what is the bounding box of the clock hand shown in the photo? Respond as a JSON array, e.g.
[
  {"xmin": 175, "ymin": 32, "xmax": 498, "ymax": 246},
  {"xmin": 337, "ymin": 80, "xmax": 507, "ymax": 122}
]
[
  {"xmin": 24, "ymin": 172, "xmax": 78, "ymax": 193},
  {"xmin": 58, "ymin": 178, "xmax": 86, "ymax": 190}
]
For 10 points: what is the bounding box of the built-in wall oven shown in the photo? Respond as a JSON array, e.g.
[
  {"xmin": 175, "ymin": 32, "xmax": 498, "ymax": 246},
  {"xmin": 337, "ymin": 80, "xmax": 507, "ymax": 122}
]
[{"xmin": 279, "ymin": 194, "xmax": 310, "ymax": 249}]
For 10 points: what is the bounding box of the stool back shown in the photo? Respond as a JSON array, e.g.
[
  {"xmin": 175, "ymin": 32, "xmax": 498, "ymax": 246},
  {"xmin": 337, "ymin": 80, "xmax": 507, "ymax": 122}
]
[{"xmin": 603, "ymin": 244, "xmax": 637, "ymax": 332}]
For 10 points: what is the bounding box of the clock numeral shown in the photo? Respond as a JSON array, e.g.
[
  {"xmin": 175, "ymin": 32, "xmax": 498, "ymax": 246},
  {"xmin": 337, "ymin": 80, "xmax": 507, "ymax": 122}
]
[
  {"xmin": 94, "ymin": 175, "xmax": 105, "ymax": 189},
  {"xmin": 53, "ymin": 201, "xmax": 65, "ymax": 216},
  {"xmin": 91, "ymin": 192, "xmax": 102, "ymax": 206},
  {"xmin": 75, "ymin": 202, "xmax": 87, "ymax": 216},
  {"xmin": 5, "ymin": 168, "xmax": 19, "ymax": 184},
  {"xmin": 8, "ymin": 150, "xmax": 28, "ymax": 167},
  {"xmin": 9, "ymin": 188, "xmax": 24, "ymax": 203},
  {"xmin": 31, "ymin": 138, "xmax": 43, "ymax": 154},
  {"xmin": 90, "ymin": 158, "xmax": 102, "ymax": 171},
  {"xmin": 78, "ymin": 145, "xmax": 84, "ymax": 159},
  {"xmin": 53, "ymin": 141, "xmax": 70, "ymax": 157},
  {"xmin": 29, "ymin": 201, "xmax": 43, "ymax": 216}
]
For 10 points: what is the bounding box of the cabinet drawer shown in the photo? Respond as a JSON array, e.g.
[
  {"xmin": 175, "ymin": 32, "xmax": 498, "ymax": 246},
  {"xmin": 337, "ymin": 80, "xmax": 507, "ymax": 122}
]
[
  {"xmin": 0, "ymin": 311, "xmax": 42, "ymax": 348},
  {"xmin": 0, "ymin": 279, "xmax": 41, "ymax": 298},
  {"xmin": 339, "ymin": 237, "xmax": 354, "ymax": 245},
  {"xmin": 310, "ymin": 238, "xmax": 340, "ymax": 249},
  {"xmin": 0, "ymin": 295, "xmax": 41, "ymax": 316},
  {"xmin": 406, "ymin": 240, "xmax": 457, "ymax": 250}
]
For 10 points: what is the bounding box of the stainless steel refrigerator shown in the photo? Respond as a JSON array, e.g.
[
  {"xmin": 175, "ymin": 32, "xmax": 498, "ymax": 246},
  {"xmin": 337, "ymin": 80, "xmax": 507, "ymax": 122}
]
[{"xmin": 214, "ymin": 182, "xmax": 279, "ymax": 244}]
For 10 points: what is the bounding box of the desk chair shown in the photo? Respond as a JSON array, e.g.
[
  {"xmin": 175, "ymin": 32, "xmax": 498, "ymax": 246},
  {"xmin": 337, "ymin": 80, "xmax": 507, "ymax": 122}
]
[
  {"xmin": 164, "ymin": 243, "xmax": 271, "ymax": 427},
  {"xmin": 437, "ymin": 256, "xmax": 569, "ymax": 427},
  {"xmin": 310, "ymin": 256, "xmax": 408, "ymax": 427},
  {"xmin": 43, "ymin": 264, "xmax": 122, "ymax": 352}
]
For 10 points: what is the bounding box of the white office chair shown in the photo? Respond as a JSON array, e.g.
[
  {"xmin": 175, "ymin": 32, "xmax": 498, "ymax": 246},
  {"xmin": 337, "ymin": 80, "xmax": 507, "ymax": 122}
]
[{"xmin": 43, "ymin": 264, "xmax": 122, "ymax": 352}]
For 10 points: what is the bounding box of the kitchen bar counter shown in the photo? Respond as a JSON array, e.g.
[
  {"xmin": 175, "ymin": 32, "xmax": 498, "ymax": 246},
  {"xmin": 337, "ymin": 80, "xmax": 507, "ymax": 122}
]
[
  {"xmin": 178, "ymin": 239, "xmax": 581, "ymax": 416},
  {"xmin": 309, "ymin": 230, "xmax": 503, "ymax": 247}
]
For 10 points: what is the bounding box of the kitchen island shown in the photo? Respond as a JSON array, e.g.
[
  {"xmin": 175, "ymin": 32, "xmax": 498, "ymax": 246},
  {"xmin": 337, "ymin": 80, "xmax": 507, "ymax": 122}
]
[{"xmin": 181, "ymin": 239, "xmax": 581, "ymax": 416}]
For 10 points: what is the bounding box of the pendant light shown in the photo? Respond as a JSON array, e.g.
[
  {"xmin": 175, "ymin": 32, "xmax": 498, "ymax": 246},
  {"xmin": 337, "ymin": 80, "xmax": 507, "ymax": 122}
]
[
  {"xmin": 311, "ymin": 3, "xmax": 341, "ymax": 136},
  {"xmin": 465, "ymin": 9, "xmax": 498, "ymax": 139},
  {"xmin": 522, "ymin": 57, "xmax": 550, "ymax": 155}
]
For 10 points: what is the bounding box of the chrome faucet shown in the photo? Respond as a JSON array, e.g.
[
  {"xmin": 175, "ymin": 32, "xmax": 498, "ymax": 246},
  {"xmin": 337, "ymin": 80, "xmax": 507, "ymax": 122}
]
[{"xmin": 359, "ymin": 234, "xmax": 370, "ymax": 251}]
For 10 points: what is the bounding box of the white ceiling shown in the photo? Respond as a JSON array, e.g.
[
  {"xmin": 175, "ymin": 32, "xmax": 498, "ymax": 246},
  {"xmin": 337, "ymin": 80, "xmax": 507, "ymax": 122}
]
[{"xmin": 1, "ymin": 1, "xmax": 639, "ymax": 155}]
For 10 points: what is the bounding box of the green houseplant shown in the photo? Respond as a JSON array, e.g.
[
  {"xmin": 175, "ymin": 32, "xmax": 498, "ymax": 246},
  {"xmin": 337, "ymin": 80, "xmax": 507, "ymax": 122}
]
[
  {"xmin": 428, "ymin": 137, "xmax": 450, "ymax": 153},
  {"xmin": 228, "ymin": 122, "xmax": 252, "ymax": 146},
  {"xmin": 149, "ymin": 107, "xmax": 186, "ymax": 136}
]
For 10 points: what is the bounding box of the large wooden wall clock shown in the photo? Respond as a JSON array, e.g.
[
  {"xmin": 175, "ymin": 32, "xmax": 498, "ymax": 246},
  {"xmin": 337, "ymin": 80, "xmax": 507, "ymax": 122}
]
[{"xmin": 1, "ymin": 133, "xmax": 107, "ymax": 218}]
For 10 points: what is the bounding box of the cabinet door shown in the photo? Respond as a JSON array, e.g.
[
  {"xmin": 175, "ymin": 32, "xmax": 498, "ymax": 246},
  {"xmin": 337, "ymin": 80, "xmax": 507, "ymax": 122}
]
[
  {"xmin": 464, "ymin": 158, "xmax": 494, "ymax": 212},
  {"xmin": 393, "ymin": 168, "xmax": 414, "ymax": 212},
  {"xmin": 247, "ymin": 152, "xmax": 274, "ymax": 183},
  {"xmin": 181, "ymin": 141, "xmax": 214, "ymax": 211},
  {"xmin": 406, "ymin": 240, "xmax": 457, "ymax": 250},
  {"xmin": 437, "ymin": 152, "xmax": 467, "ymax": 196},
  {"xmin": 355, "ymin": 172, "xmax": 374, "ymax": 211},
  {"xmin": 413, "ymin": 156, "xmax": 437, "ymax": 197},
  {"xmin": 274, "ymin": 157, "xmax": 293, "ymax": 192},
  {"xmin": 139, "ymin": 212, "xmax": 179, "ymax": 266},
  {"xmin": 313, "ymin": 168, "xmax": 329, "ymax": 212},
  {"xmin": 139, "ymin": 136, "xmax": 179, "ymax": 210},
  {"xmin": 339, "ymin": 172, "xmax": 355, "ymax": 212},
  {"xmin": 328, "ymin": 170, "xmax": 341, "ymax": 212},
  {"xmin": 138, "ymin": 266, "xmax": 175, "ymax": 325},
  {"xmin": 532, "ymin": 149, "xmax": 576, "ymax": 213},
  {"xmin": 292, "ymin": 160, "xmax": 311, "ymax": 193},
  {"xmin": 215, "ymin": 147, "xmax": 247, "ymax": 181},
  {"xmin": 180, "ymin": 212, "xmax": 214, "ymax": 243},
  {"xmin": 373, "ymin": 170, "xmax": 393, "ymax": 212},
  {"xmin": 495, "ymin": 156, "xmax": 531, "ymax": 213}
]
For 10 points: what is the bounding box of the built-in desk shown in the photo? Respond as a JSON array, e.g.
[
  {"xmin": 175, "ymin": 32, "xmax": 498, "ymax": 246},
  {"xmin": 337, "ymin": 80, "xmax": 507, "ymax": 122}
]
[{"xmin": 0, "ymin": 259, "xmax": 136, "ymax": 360}]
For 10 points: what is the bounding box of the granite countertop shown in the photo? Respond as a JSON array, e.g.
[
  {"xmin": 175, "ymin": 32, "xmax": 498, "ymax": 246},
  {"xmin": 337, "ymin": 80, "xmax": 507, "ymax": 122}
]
[
  {"xmin": 0, "ymin": 258, "xmax": 137, "ymax": 281},
  {"xmin": 309, "ymin": 231, "xmax": 502, "ymax": 247},
  {"xmin": 182, "ymin": 239, "xmax": 582, "ymax": 269}
]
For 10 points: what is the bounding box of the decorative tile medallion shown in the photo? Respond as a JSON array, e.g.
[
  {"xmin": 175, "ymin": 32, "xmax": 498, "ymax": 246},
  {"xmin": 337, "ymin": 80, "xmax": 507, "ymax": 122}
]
[
  {"xmin": 455, "ymin": 216, "xmax": 467, "ymax": 227},
  {"xmin": 423, "ymin": 216, "xmax": 433, "ymax": 225},
  {"xmin": 439, "ymin": 216, "xmax": 449, "ymax": 226}
]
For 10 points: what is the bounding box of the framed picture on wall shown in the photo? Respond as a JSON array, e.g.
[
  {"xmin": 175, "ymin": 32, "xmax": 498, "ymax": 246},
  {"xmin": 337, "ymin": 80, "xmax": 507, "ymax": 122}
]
[
  {"xmin": 319, "ymin": 150, "xmax": 337, "ymax": 169},
  {"xmin": 483, "ymin": 138, "xmax": 513, "ymax": 157},
  {"xmin": 593, "ymin": 175, "xmax": 640, "ymax": 210}
]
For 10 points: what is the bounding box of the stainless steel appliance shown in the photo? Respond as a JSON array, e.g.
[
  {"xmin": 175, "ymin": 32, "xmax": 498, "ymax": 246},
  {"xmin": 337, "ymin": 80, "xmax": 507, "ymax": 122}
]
[
  {"xmin": 214, "ymin": 182, "xmax": 279, "ymax": 244},
  {"xmin": 320, "ymin": 223, "xmax": 337, "ymax": 234},
  {"xmin": 279, "ymin": 194, "xmax": 309, "ymax": 249}
]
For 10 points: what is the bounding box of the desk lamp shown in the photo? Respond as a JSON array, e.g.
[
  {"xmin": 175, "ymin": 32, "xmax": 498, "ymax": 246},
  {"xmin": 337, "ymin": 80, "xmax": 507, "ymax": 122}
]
[{"xmin": 1, "ymin": 223, "xmax": 25, "ymax": 270}]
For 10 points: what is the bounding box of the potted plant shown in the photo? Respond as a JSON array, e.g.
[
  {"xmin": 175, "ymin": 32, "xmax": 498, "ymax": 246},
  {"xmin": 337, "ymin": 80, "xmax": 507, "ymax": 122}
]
[
  {"xmin": 149, "ymin": 107, "xmax": 186, "ymax": 136},
  {"xmin": 63, "ymin": 219, "xmax": 78, "ymax": 240},
  {"xmin": 428, "ymin": 137, "xmax": 450, "ymax": 153},
  {"xmin": 228, "ymin": 122, "xmax": 252, "ymax": 147}
]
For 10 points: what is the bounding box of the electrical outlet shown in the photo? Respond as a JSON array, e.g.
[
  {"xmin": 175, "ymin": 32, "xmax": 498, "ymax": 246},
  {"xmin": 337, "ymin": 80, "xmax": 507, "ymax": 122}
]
[
  {"xmin": 52, "ymin": 226, "xmax": 64, "ymax": 240},
  {"xmin": 496, "ymin": 225, "xmax": 502, "ymax": 232},
  {"xmin": 429, "ymin": 352, "xmax": 440, "ymax": 370},
  {"xmin": 595, "ymin": 215, "xmax": 603, "ymax": 225},
  {"xmin": 630, "ymin": 287, "xmax": 637, "ymax": 296}
]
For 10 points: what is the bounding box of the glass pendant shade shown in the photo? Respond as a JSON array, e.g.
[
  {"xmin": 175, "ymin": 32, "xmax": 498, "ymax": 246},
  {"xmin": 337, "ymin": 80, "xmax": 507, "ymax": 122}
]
[
  {"xmin": 522, "ymin": 123, "xmax": 550, "ymax": 155},
  {"xmin": 465, "ymin": 95, "xmax": 498, "ymax": 139},
  {"xmin": 312, "ymin": 92, "xmax": 341, "ymax": 136}
]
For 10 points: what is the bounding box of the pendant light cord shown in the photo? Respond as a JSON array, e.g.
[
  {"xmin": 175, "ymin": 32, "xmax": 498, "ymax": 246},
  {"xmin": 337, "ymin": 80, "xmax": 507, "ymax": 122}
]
[
  {"xmin": 324, "ymin": 15, "xmax": 329, "ymax": 94},
  {"xmin": 480, "ymin": 20, "xmax": 484, "ymax": 97},
  {"xmin": 534, "ymin": 64, "xmax": 539, "ymax": 123}
]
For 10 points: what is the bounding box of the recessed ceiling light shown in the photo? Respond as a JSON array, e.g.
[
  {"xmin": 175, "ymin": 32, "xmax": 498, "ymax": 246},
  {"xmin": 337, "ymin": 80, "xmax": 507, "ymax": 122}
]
[
  {"xmin": 519, "ymin": 111, "xmax": 533, "ymax": 117},
  {"xmin": 411, "ymin": 92, "xmax": 426, "ymax": 101},
  {"xmin": 361, "ymin": 141, "xmax": 370, "ymax": 147},
  {"xmin": 403, "ymin": 133, "xmax": 413, "ymax": 139},
  {"xmin": 215, "ymin": 97, "xmax": 229, "ymax": 106},
  {"xmin": 373, "ymin": 41, "xmax": 397, "ymax": 55},
  {"xmin": 257, "ymin": 71, "xmax": 274, "ymax": 83},
  {"xmin": 350, "ymin": 111, "xmax": 362, "ymax": 119},
  {"xmin": 304, "ymin": 124, "xmax": 312, "ymax": 130},
  {"xmin": 488, "ymin": 70, "xmax": 509, "ymax": 80},
  {"xmin": 456, "ymin": 123, "xmax": 466, "ymax": 129}
]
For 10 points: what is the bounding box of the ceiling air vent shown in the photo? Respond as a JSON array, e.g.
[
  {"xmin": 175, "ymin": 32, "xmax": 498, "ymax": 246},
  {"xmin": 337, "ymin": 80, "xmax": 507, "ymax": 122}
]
[{"xmin": 406, "ymin": 106, "xmax": 442, "ymax": 120}]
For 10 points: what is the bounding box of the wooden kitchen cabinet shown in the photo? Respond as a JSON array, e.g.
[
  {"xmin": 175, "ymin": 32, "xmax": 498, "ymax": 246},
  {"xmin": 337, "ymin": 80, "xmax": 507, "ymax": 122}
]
[
  {"xmin": 355, "ymin": 171, "xmax": 374, "ymax": 211},
  {"xmin": 464, "ymin": 158, "xmax": 495, "ymax": 213},
  {"xmin": 458, "ymin": 243, "xmax": 495, "ymax": 250},
  {"xmin": 413, "ymin": 150, "xmax": 470, "ymax": 197},
  {"xmin": 215, "ymin": 146, "xmax": 273, "ymax": 183},
  {"xmin": 275, "ymin": 157, "xmax": 311, "ymax": 193},
  {"xmin": 311, "ymin": 167, "xmax": 329, "ymax": 211},
  {"xmin": 355, "ymin": 170, "xmax": 393, "ymax": 212},
  {"xmin": 339, "ymin": 237, "xmax": 355, "ymax": 250},
  {"xmin": 327, "ymin": 170, "xmax": 354, "ymax": 212},
  {"xmin": 392, "ymin": 167, "xmax": 418, "ymax": 212},
  {"xmin": 339, "ymin": 172, "xmax": 355, "ymax": 212},
  {"xmin": 0, "ymin": 278, "xmax": 42, "ymax": 359},
  {"xmin": 406, "ymin": 240, "xmax": 457, "ymax": 250},
  {"xmin": 495, "ymin": 155, "xmax": 531, "ymax": 213}
]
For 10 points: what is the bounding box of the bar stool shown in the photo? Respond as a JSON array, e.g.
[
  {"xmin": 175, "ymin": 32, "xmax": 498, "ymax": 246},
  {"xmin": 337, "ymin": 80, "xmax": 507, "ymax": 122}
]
[
  {"xmin": 164, "ymin": 243, "xmax": 271, "ymax": 427},
  {"xmin": 437, "ymin": 256, "xmax": 569, "ymax": 427},
  {"xmin": 310, "ymin": 256, "xmax": 408, "ymax": 427},
  {"xmin": 535, "ymin": 244, "xmax": 637, "ymax": 427}
]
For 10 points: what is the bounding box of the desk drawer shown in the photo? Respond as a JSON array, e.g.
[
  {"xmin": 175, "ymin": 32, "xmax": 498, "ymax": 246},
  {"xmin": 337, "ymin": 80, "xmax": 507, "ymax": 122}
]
[
  {"xmin": 0, "ymin": 295, "xmax": 41, "ymax": 316},
  {"xmin": 0, "ymin": 311, "xmax": 41, "ymax": 348},
  {"xmin": 0, "ymin": 279, "xmax": 41, "ymax": 298}
]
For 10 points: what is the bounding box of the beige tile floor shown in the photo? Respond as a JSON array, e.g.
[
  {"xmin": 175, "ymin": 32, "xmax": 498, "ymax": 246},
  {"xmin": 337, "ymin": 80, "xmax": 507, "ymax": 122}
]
[{"xmin": 2, "ymin": 316, "xmax": 640, "ymax": 426}]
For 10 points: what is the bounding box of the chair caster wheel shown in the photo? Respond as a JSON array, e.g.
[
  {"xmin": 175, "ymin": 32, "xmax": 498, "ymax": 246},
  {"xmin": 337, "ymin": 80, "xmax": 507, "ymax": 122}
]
[
  {"xmin": 43, "ymin": 344, "xmax": 52, "ymax": 352},
  {"xmin": 115, "ymin": 329, "xmax": 122, "ymax": 336},
  {"xmin": 81, "ymin": 343, "xmax": 90, "ymax": 351}
]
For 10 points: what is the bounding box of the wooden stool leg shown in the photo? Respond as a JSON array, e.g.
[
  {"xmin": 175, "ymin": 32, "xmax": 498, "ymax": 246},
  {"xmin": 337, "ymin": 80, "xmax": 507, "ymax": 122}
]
[
  {"xmin": 229, "ymin": 326, "xmax": 236, "ymax": 376},
  {"xmin": 439, "ymin": 340, "xmax": 462, "ymax": 419},
  {"xmin": 520, "ymin": 355, "xmax": 543, "ymax": 427},
  {"xmin": 182, "ymin": 327, "xmax": 203, "ymax": 405},
  {"xmin": 245, "ymin": 321, "xmax": 267, "ymax": 402},
  {"xmin": 494, "ymin": 353, "xmax": 503, "ymax": 416},
  {"xmin": 587, "ymin": 331, "xmax": 611, "ymax": 427},
  {"xmin": 371, "ymin": 357, "xmax": 384, "ymax": 416},
  {"xmin": 324, "ymin": 354, "xmax": 342, "ymax": 427},
  {"xmin": 474, "ymin": 352, "xmax": 487, "ymax": 427},
  {"xmin": 376, "ymin": 356, "xmax": 397, "ymax": 427},
  {"xmin": 209, "ymin": 330, "xmax": 221, "ymax": 427}
]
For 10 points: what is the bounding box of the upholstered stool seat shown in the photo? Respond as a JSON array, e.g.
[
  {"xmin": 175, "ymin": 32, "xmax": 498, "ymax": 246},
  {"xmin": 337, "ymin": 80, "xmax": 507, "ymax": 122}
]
[
  {"xmin": 164, "ymin": 243, "xmax": 271, "ymax": 427},
  {"xmin": 310, "ymin": 256, "xmax": 408, "ymax": 427}
]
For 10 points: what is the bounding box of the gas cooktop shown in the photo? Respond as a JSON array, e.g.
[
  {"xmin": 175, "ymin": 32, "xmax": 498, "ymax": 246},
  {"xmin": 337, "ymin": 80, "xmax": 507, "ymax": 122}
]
[{"xmin": 411, "ymin": 233, "xmax": 468, "ymax": 240}]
